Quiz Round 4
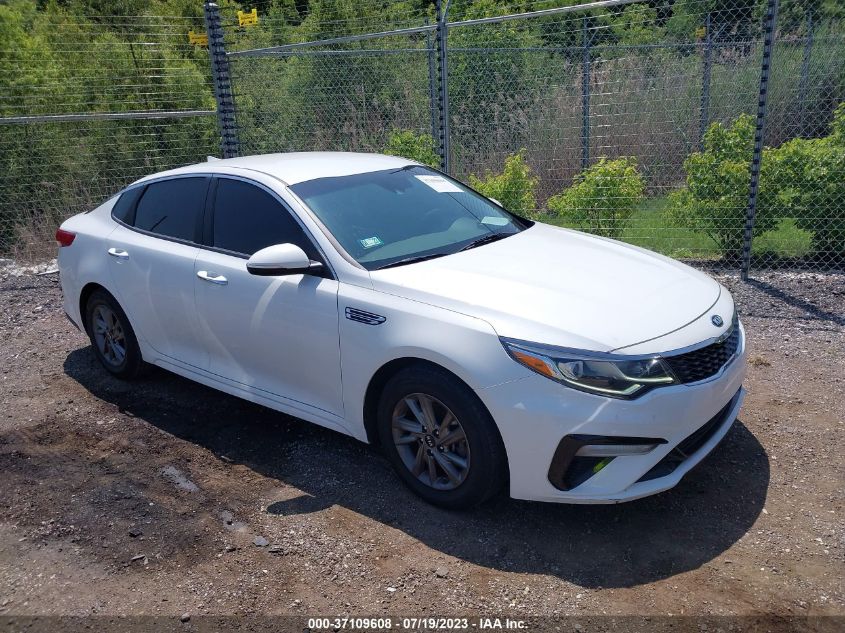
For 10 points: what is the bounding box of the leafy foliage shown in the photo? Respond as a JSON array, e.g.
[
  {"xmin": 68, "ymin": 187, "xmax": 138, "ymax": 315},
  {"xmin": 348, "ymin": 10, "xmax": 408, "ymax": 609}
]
[
  {"xmin": 670, "ymin": 107, "xmax": 845, "ymax": 259},
  {"xmin": 468, "ymin": 150, "xmax": 538, "ymax": 218},
  {"xmin": 667, "ymin": 114, "xmax": 774, "ymax": 260},
  {"xmin": 764, "ymin": 104, "xmax": 845, "ymax": 255},
  {"xmin": 1, "ymin": 0, "xmax": 844, "ymax": 262},
  {"xmin": 547, "ymin": 157, "xmax": 645, "ymax": 239},
  {"xmin": 383, "ymin": 129, "xmax": 439, "ymax": 168}
]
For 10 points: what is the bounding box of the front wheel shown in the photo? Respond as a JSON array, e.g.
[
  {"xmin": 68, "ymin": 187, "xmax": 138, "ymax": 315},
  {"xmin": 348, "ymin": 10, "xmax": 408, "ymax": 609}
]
[{"xmin": 377, "ymin": 365, "xmax": 507, "ymax": 509}]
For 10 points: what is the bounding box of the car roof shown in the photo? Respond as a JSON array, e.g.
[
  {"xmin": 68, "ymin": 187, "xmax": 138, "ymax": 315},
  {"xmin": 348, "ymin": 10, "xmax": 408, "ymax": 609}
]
[{"xmin": 135, "ymin": 152, "xmax": 418, "ymax": 187}]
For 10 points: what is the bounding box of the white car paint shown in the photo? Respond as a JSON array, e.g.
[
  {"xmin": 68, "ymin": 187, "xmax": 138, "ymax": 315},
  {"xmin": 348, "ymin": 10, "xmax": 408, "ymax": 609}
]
[{"xmin": 58, "ymin": 152, "xmax": 747, "ymax": 504}]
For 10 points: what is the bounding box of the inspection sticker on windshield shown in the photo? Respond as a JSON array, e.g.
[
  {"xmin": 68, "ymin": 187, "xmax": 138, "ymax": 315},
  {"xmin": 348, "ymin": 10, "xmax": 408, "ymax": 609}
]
[
  {"xmin": 481, "ymin": 216, "xmax": 510, "ymax": 226},
  {"xmin": 359, "ymin": 236, "xmax": 383, "ymax": 249},
  {"xmin": 415, "ymin": 174, "xmax": 463, "ymax": 193}
]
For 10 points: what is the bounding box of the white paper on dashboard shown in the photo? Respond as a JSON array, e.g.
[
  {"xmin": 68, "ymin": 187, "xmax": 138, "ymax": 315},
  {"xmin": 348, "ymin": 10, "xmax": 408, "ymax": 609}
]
[{"xmin": 415, "ymin": 174, "xmax": 463, "ymax": 193}]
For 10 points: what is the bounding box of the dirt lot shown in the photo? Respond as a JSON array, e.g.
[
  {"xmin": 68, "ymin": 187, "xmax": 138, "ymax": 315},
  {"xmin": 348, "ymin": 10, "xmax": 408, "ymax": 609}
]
[{"xmin": 0, "ymin": 269, "xmax": 842, "ymax": 626}]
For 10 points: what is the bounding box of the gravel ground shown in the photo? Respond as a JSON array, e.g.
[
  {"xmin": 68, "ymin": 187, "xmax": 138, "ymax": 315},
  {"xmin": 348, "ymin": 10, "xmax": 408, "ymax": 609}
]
[{"xmin": 0, "ymin": 269, "xmax": 842, "ymax": 626}]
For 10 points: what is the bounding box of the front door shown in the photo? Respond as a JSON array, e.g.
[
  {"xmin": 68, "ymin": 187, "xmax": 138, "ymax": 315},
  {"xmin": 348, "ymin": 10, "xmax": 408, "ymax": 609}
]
[{"xmin": 193, "ymin": 177, "xmax": 344, "ymax": 418}]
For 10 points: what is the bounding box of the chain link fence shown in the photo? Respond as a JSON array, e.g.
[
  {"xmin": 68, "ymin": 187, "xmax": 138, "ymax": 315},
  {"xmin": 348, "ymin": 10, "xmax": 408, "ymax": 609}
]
[
  {"xmin": 1, "ymin": 0, "xmax": 843, "ymax": 273},
  {"xmin": 0, "ymin": 12, "xmax": 218, "ymax": 262},
  {"xmin": 220, "ymin": 0, "xmax": 844, "ymax": 274}
]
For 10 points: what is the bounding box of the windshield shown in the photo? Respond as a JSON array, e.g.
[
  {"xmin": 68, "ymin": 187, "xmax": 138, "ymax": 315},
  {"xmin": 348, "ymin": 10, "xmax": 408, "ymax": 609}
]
[{"xmin": 289, "ymin": 165, "xmax": 529, "ymax": 270}]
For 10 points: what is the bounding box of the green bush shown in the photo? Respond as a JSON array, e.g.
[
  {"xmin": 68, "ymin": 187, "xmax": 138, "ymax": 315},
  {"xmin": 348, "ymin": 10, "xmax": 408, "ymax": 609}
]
[
  {"xmin": 764, "ymin": 103, "xmax": 845, "ymax": 256},
  {"xmin": 671, "ymin": 106, "xmax": 845, "ymax": 260},
  {"xmin": 382, "ymin": 129, "xmax": 440, "ymax": 168},
  {"xmin": 468, "ymin": 150, "xmax": 539, "ymax": 218},
  {"xmin": 668, "ymin": 114, "xmax": 777, "ymax": 261},
  {"xmin": 546, "ymin": 157, "xmax": 645, "ymax": 239}
]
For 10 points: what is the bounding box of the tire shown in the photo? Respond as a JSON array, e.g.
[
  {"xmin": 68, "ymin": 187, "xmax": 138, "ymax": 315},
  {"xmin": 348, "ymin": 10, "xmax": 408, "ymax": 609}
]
[
  {"xmin": 84, "ymin": 289, "xmax": 148, "ymax": 379},
  {"xmin": 377, "ymin": 364, "xmax": 508, "ymax": 509}
]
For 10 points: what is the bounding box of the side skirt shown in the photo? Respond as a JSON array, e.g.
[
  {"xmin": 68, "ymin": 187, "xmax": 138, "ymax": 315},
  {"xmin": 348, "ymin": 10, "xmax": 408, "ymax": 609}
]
[{"xmin": 152, "ymin": 356, "xmax": 356, "ymax": 440}]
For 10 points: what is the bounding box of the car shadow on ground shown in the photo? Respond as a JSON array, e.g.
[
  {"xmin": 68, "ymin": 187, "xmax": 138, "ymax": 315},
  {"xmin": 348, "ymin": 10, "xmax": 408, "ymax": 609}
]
[{"xmin": 64, "ymin": 348, "xmax": 769, "ymax": 589}]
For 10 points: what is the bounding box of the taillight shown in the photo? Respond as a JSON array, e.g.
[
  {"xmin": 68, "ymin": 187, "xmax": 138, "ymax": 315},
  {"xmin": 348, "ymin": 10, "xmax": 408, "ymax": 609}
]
[{"xmin": 56, "ymin": 228, "xmax": 76, "ymax": 247}]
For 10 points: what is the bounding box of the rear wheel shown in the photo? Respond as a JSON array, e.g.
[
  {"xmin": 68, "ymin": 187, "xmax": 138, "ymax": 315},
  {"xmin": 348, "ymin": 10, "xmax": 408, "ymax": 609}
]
[
  {"xmin": 377, "ymin": 365, "xmax": 507, "ymax": 509},
  {"xmin": 84, "ymin": 289, "xmax": 147, "ymax": 379}
]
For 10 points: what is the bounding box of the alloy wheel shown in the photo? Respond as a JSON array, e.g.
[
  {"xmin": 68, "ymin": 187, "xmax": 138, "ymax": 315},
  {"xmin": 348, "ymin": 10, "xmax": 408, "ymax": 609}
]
[
  {"xmin": 391, "ymin": 393, "xmax": 471, "ymax": 491},
  {"xmin": 92, "ymin": 304, "xmax": 127, "ymax": 367}
]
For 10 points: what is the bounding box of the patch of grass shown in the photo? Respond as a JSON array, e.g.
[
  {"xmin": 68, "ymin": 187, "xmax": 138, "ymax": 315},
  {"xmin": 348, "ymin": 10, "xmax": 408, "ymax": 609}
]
[
  {"xmin": 751, "ymin": 217, "xmax": 813, "ymax": 259},
  {"xmin": 543, "ymin": 196, "xmax": 817, "ymax": 261},
  {"xmin": 544, "ymin": 196, "xmax": 721, "ymax": 259}
]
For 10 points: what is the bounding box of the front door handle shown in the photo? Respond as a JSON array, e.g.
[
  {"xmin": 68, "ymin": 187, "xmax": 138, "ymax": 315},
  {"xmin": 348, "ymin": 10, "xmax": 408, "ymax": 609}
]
[
  {"xmin": 196, "ymin": 270, "xmax": 228, "ymax": 285},
  {"xmin": 107, "ymin": 248, "xmax": 129, "ymax": 260}
]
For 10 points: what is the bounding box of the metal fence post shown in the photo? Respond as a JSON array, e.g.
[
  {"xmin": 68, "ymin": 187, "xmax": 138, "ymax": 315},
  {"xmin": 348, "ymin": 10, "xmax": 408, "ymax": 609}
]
[
  {"xmin": 741, "ymin": 0, "xmax": 779, "ymax": 280},
  {"xmin": 699, "ymin": 12, "xmax": 713, "ymax": 150},
  {"xmin": 798, "ymin": 7, "xmax": 814, "ymax": 133},
  {"xmin": 581, "ymin": 16, "xmax": 592, "ymax": 171},
  {"xmin": 425, "ymin": 19, "xmax": 439, "ymax": 143},
  {"xmin": 435, "ymin": 0, "xmax": 451, "ymax": 173},
  {"xmin": 203, "ymin": 1, "xmax": 240, "ymax": 158}
]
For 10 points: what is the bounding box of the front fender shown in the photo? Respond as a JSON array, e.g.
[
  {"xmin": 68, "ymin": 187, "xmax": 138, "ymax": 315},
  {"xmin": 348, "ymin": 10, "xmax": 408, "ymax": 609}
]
[{"xmin": 338, "ymin": 283, "xmax": 531, "ymax": 442}]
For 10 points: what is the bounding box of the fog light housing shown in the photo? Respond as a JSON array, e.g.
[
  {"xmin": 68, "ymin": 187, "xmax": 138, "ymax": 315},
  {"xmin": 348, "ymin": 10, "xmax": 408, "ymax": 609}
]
[{"xmin": 548, "ymin": 434, "xmax": 667, "ymax": 491}]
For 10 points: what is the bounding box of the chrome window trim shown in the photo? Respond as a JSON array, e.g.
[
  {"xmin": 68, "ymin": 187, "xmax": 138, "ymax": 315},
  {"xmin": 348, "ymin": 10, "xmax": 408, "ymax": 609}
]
[{"xmin": 108, "ymin": 172, "xmax": 337, "ymax": 281}]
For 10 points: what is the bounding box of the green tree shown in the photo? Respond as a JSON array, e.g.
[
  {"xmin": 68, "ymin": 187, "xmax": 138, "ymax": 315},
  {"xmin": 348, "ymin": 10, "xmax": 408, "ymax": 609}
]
[
  {"xmin": 764, "ymin": 103, "xmax": 845, "ymax": 256},
  {"xmin": 668, "ymin": 114, "xmax": 778, "ymax": 261}
]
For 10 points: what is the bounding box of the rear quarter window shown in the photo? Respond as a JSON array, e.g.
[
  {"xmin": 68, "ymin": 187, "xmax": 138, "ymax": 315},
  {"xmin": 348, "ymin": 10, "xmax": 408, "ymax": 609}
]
[{"xmin": 110, "ymin": 186, "xmax": 144, "ymax": 224}]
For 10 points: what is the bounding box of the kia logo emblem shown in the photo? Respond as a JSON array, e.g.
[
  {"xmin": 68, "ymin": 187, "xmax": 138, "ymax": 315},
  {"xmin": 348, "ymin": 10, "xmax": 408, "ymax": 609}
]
[{"xmin": 711, "ymin": 315, "xmax": 724, "ymax": 327}]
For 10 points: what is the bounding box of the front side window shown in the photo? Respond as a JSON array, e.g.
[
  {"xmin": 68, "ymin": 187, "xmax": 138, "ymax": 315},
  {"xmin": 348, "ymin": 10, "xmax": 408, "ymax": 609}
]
[
  {"xmin": 289, "ymin": 166, "xmax": 528, "ymax": 270},
  {"xmin": 212, "ymin": 178, "xmax": 318, "ymax": 258},
  {"xmin": 133, "ymin": 177, "xmax": 208, "ymax": 242}
]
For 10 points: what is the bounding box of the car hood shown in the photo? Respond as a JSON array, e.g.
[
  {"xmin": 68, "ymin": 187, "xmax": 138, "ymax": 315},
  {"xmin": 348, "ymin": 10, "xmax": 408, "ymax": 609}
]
[{"xmin": 368, "ymin": 223, "xmax": 721, "ymax": 352}]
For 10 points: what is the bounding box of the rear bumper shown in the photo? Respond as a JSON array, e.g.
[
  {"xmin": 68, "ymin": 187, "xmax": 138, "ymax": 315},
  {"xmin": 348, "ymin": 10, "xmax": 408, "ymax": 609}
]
[{"xmin": 477, "ymin": 323, "xmax": 747, "ymax": 504}]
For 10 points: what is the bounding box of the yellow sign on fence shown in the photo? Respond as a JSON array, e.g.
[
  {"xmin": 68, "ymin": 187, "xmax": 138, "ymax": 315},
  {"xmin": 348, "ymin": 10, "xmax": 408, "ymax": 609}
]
[
  {"xmin": 238, "ymin": 8, "xmax": 259, "ymax": 27},
  {"xmin": 188, "ymin": 30, "xmax": 208, "ymax": 46}
]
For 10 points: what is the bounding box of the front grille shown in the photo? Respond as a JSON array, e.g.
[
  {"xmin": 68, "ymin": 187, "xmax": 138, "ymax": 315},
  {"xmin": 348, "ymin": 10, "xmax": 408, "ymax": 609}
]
[
  {"xmin": 663, "ymin": 321, "xmax": 740, "ymax": 384},
  {"xmin": 637, "ymin": 390, "xmax": 740, "ymax": 482}
]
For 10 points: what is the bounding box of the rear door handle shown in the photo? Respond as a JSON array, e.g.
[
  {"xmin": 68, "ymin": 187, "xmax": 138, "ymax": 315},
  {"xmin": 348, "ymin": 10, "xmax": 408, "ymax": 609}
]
[
  {"xmin": 196, "ymin": 270, "xmax": 228, "ymax": 285},
  {"xmin": 107, "ymin": 248, "xmax": 129, "ymax": 260}
]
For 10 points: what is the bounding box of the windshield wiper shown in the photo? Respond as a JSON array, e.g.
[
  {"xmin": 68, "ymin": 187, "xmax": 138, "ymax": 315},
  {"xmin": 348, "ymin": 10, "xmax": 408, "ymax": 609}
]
[
  {"xmin": 459, "ymin": 232, "xmax": 511, "ymax": 252},
  {"xmin": 375, "ymin": 252, "xmax": 449, "ymax": 270}
]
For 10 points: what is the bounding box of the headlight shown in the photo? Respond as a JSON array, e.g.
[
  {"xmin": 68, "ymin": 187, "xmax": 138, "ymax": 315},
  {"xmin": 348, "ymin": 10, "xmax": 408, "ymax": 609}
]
[{"xmin": 501, "ymin": 338, "xmax": 676, "ymax": 399}]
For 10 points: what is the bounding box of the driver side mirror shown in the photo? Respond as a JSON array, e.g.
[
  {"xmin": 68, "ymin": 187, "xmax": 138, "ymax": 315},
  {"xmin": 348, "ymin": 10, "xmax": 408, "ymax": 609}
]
[{"xmin": 246, "ymin": 243, "xmax": 323, "ymax": 277}]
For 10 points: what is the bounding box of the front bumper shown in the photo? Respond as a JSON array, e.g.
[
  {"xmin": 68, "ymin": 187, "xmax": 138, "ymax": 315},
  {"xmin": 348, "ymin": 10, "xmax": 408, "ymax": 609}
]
[{"xmin": 477, "ymin": 323, "xmax": 747, "ymax": 503}]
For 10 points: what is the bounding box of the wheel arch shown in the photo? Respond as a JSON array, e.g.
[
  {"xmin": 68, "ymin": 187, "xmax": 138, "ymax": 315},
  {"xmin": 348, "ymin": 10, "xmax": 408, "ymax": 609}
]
[
  {"xmin": 78, "ymin": 282, "xmax": 141, "ymax": 343},
  {"xmin": 362, "ymin": 357, "xmax": 506, "ymax": 461},
  {"xmin": 79, "ymin": 282, "xmax": 112, "ymax": 334}
]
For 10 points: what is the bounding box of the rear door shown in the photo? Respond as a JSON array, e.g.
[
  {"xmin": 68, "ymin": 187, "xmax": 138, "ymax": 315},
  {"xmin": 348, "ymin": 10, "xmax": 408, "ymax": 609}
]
[
  {"xmin": 107, "ymin": 176, "xmax": 210, "ymax": 368},
  {"xmin": 193, "ymin": 176, "xmax": 344, "ymax": 417}
]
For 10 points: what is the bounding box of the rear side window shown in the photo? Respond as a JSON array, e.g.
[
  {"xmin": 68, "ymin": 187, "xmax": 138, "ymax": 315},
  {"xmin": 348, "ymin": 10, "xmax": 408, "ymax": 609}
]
[
  {"xmin": 212, "ymin": 178, "xmax": 318, "ymax": 258},
  {"xmin": 111, "ymin": 186, "xmax": 144, "ymax": 224},
  {"xmin": 133, "ymin": 177, "xmax": 208, "ymax": 242}
]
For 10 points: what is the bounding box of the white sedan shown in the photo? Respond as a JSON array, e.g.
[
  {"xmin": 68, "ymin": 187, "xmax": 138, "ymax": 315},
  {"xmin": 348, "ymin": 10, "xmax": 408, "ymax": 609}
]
[{"xmin": 56, "ymin": 152, "xmax": 746, "ymax": 508}]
